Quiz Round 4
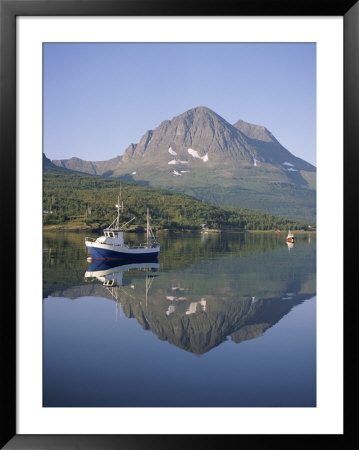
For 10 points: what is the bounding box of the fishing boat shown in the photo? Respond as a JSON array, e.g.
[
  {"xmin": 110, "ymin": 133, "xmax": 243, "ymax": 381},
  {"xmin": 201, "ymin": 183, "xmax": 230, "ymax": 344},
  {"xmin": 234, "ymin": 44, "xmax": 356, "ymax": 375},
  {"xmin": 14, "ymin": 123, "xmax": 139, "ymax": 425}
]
[
  {"xmin": 286, "ymin": 230, "xmax": 295, "ymax": 243},
  {"xmin": 85, "ymin": 195, "xmax": 160, "ymax": 260}
]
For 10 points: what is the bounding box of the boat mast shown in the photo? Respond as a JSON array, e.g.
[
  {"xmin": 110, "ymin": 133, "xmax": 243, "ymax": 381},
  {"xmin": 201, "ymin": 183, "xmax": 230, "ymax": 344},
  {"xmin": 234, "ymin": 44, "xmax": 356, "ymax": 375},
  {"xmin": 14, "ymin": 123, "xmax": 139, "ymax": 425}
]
[
  {"xmin": 115, "ymin": 194, "xmax": 120, "ymax": 231},
  {"xmin": 115, "ymin": 182, "xmax": 123, "ymax": 231},
  {"xmin": 146, "ymin": 208, "xmax": 149, "ymax": 246}
]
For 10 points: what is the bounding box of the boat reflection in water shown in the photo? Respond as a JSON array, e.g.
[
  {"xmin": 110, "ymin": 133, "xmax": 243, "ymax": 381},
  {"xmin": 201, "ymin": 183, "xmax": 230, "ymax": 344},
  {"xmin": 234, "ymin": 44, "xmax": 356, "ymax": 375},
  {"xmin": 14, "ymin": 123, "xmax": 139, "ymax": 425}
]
[{"xmin": 84, "ymin": 259, "xmax": 160, "ymax": 320}]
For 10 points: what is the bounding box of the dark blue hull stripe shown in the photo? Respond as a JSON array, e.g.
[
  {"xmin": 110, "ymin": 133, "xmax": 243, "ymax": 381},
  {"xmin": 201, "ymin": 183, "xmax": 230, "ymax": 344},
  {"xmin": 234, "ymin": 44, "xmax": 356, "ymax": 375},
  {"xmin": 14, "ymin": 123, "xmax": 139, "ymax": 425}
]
[{"xmin": 87, "ymin": 246, "xmax": 159, "ymax": 260}]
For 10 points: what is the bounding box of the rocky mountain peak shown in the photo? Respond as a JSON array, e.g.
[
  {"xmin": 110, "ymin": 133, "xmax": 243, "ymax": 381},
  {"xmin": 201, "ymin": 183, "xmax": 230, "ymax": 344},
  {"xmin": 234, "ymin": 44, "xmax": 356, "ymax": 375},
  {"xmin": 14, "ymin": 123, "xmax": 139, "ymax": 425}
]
[
  {"xmin": 233, "ymin": 120, "xmax": 276, "ymax": 143},
  {"xmin": 122, "ymin": 105, "xmax": 252, "ymax": 162}
]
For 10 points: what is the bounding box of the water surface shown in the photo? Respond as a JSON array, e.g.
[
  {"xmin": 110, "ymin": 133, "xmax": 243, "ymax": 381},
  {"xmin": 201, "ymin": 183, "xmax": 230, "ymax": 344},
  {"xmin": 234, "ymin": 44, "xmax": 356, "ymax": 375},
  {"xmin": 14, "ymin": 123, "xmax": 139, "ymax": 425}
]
[{"xmin": 43, "ymin": 230, "xmax": 316, "ymax": 407}]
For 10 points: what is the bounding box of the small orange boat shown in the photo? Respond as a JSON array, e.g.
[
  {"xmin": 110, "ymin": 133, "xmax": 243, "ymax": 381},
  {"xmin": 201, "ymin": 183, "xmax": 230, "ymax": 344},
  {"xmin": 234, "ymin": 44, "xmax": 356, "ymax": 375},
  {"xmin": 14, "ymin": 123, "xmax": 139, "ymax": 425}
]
[{"xmin": 286, "ymin": 230, "xmax": 295, "ymax": 243}]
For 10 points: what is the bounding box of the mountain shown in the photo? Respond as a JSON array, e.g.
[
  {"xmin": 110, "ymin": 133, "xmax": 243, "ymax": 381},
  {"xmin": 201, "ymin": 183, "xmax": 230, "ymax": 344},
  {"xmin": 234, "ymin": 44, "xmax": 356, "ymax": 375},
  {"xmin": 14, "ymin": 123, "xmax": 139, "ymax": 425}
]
[
  {"xmin": 43, "ymin": 153, "xmax": 87, "ymax": 175},
  {"xmin": 120, "ymin": 106, "xmax": 253, "ymax": 162},
  {"xmin": 52, "ymin": 155, "xmax": 122, "ymax": 176},
  {"xmin": 49, "ymin": 106, "xmax": 316, "ymax": 223},
  {"xmin": 43, "ymin": 153, "xmax": 72, "ymax": 173}
]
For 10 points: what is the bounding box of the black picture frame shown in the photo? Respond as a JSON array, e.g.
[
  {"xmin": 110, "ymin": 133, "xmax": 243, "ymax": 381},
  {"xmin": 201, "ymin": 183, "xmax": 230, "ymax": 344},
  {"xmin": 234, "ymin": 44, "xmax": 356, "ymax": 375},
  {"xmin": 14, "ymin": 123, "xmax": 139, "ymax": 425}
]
[{"xmin": 1, "ymin": 0, "xmax": 356, "ymax": 448}]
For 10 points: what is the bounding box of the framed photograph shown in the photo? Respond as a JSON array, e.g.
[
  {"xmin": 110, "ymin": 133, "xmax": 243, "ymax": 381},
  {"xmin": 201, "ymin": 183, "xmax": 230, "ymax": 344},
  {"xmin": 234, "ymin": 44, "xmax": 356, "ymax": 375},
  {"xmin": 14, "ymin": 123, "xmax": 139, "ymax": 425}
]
[{"xmin": 1, "ymin": 0, "xmax": 356, "ymax": 448}]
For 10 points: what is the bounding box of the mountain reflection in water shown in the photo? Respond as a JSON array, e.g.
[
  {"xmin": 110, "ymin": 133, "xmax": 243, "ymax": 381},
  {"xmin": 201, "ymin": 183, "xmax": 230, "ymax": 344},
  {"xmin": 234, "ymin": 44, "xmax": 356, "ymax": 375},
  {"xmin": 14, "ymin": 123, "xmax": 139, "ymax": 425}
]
[{"xmin": 46, "ymin": 232, "xmax": 316, "ymax": 355}]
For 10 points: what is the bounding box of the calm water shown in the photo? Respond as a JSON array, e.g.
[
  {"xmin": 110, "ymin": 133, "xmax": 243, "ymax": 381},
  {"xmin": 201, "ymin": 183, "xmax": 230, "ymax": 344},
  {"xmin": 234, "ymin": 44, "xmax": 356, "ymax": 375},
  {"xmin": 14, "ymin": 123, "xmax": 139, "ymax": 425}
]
[{"xmin": 43, "ymin": 230, "xmax": 316, "ymax": 407}]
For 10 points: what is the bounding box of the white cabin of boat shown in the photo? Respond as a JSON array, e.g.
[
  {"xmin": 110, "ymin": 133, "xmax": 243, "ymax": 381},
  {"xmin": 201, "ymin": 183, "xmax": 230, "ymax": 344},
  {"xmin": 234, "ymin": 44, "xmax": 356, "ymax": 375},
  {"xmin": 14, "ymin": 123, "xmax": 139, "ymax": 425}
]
[{"xmin": 95, "ymin": 229, "xmax": 125, "ymax": 246}]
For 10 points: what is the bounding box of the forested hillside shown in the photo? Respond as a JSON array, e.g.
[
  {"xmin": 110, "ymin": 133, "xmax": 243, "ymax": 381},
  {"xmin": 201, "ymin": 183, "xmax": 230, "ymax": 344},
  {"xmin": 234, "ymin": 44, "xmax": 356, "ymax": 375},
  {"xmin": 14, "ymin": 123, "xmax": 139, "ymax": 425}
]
[{"xmin": 43, "ymin": 172, "xmax": 313, "ymax": 231}]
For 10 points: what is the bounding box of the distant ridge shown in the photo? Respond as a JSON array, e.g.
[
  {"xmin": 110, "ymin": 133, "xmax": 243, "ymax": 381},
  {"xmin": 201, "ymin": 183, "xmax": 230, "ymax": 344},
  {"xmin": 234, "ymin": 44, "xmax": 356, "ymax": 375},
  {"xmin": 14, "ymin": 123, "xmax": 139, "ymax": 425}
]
[
  {"xmin": 52, "ymin": 155, "xmax": 122, "ymax": 176},
  {"xmin": 43, "ymin": 153, "xmax": 73, "ymax": 173}
]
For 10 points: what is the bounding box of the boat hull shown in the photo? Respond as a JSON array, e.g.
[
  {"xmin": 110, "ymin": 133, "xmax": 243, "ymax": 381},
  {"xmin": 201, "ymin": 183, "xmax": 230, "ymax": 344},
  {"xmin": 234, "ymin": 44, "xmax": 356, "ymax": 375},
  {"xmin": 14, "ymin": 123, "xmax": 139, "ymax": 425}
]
[
  {"xmin": 86, "ymin": 242, "xmax": 160, "ymax": 260},
  {"xmin": 86, "ymin": 259, "xmax": 159, "ymax": 274}
]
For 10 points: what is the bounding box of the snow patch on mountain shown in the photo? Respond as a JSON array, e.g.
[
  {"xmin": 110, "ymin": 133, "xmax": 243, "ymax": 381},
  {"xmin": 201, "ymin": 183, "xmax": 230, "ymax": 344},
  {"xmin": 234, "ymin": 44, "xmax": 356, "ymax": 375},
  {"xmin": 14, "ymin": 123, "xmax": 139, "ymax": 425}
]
[
  {"xmin": 168, "ymin": 159, "xmax": 189, "ymax": 165},
  {"xmin": 168, "ymin": 147, "xmax": 177, "ymax": 156},
  {"xmin": 166, "ymin": 305, "xmax": 175, "ymax": 316},
  {"xmin": 166, "ymin": 295, "xmax": 186, "ymax": 301},
  {"xmin": 188, "ymin": 148, "xmax": 209, "ymax": 162},
  {"xmin": 186, "ymin": 303, "xmax": 198, "ymax": 315},
  {"xmin": 249, "ymin": 151, "xmax": 259, "ymax": 166},
  {"xmin": 282, "ymin": 162, "xmax": 295, "ymax": 167},
  {"xmin": 185, "ymin": 299, "xmax": 206, "ymax": 315}
]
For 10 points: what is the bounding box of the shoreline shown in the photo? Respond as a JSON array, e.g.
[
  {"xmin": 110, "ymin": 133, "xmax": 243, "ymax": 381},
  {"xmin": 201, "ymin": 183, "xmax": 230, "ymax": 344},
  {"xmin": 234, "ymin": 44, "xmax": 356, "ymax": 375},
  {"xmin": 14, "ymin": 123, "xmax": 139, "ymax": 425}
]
[{"xmin": 43, "ymin": 225, "xmax": 316, "ymax": 234}]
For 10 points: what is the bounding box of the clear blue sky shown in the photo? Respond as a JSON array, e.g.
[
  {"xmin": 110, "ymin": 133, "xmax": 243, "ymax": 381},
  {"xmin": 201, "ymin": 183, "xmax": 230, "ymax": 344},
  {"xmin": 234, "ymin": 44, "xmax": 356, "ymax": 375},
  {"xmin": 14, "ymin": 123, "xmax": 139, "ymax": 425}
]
[{"xmin": 43, "ymin": 43, "xmax": 316, "ymax": 165}]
